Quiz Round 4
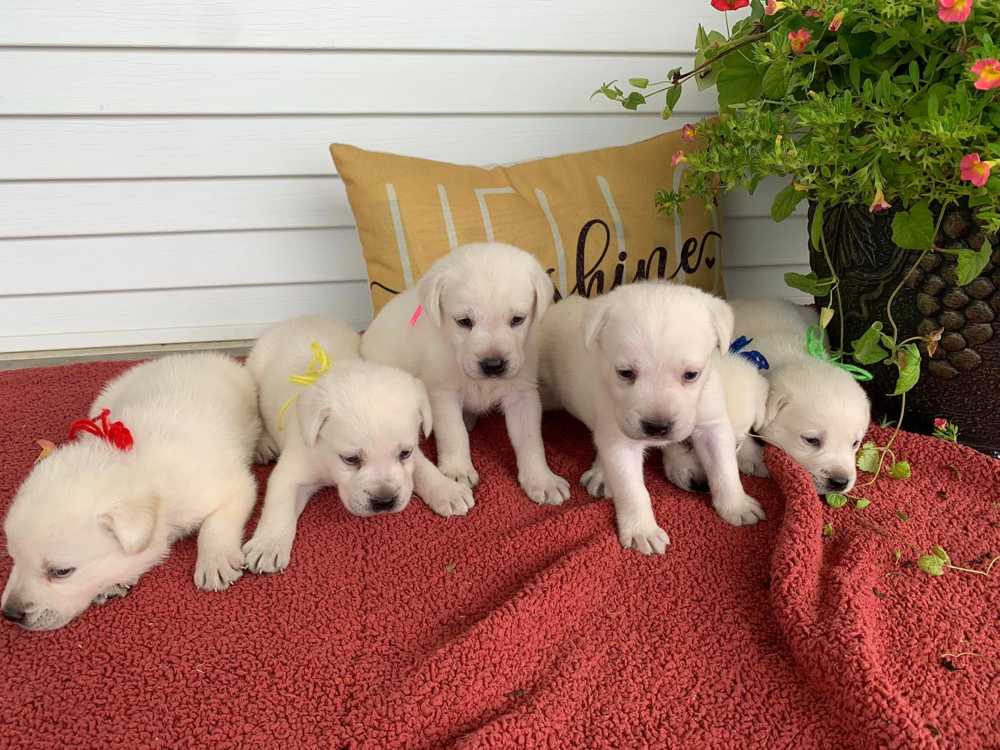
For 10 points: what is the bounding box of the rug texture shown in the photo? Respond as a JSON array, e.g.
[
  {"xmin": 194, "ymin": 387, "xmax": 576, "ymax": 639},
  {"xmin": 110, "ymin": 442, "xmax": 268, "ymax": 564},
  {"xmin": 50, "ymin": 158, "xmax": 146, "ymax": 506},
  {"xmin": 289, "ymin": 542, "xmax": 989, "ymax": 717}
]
[{"xmin": 0, "ymin": 360, "xmax": 998, "ymax": 750}]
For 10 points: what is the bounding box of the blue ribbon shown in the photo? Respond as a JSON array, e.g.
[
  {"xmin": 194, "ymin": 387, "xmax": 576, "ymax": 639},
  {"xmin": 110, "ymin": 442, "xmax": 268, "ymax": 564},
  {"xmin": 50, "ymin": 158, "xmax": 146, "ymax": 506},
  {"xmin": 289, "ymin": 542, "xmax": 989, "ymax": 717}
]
[{"xmin": 729, "ymin": 336, "xmax": 770, "ymax": 371}]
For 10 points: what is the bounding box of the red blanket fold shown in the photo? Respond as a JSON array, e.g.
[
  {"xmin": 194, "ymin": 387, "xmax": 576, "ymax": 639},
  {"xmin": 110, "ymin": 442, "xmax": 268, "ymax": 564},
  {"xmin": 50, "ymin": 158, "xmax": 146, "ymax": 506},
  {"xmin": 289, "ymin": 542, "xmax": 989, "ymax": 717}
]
[{"xmin": 0, "ymin": 361, "xmax": 997, "ymax": 750}]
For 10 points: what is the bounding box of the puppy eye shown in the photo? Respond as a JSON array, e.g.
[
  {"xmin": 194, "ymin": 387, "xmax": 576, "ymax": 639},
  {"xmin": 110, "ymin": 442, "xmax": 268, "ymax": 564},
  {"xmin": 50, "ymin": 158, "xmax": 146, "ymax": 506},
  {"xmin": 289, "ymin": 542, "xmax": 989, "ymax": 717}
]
[
  {"xmin": 803, "ymin": 436, "xmax": 821, "ymax": 447},
  {"xmin": 852, "ymin": 440, "xmax": 861, "ymax": 449},
  {"xmin": 616, "ymin": 368, "xmax": 635, "ymax": 382},
  {"xmin": 341, "ymin": 454, "xmax": 361, "ymax": 467},
  {"xmin": 399, "ymin": 449, "xmax": 412, "ymax": 461},
  {"xmin": 455, "ymin": 317, "xmax": 473, "ymax": 329},
  {"xmin": 683, "ymin": 370, "xmax": 700, "ymax": 382},
  {"xmin": 510, "ymin": 315, "xmax": 525, "ymax": 327},
  {"xmin": 48, "ymin": 567, "xmax": 76, "ymax": 580}
]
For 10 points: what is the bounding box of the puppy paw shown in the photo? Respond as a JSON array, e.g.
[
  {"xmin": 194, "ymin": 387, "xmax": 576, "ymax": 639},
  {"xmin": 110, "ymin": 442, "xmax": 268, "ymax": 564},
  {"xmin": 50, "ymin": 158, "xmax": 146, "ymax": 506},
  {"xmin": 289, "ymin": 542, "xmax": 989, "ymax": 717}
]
[
  {"xmin": 580, "ymin": 462, "xmax": 612, "ymax": 499},
  {"xmin": 715, "ymin": 493, "xmax": 767, "ymax": 527},
  {"xmin": 254, "ymin": 433, "xmax": 279, "ymax": 465},
  {"xmin": 618, "ymin": 524, "xmax": 671, "ymax": 555},
  {"xmin": 194, "ymin": 548, "xmax": 245, "ymax": 591},
  {"xmin": 423, "ymin": 478, "xmax": 476, "ymax": 518},
  {"xmin": 440, "ymin": 459, "xmax": 480, "ymax": 488},
  {"xmin": 242, "ymin": 532, "xmax": 294, "ymax": 574},
  {"xmin": 519, "ymin": 469, "xmax": 571, "ymax": 506},
  {"xmin": 93, "ymin": 581, "xmax": 134, "ymax": 605}
]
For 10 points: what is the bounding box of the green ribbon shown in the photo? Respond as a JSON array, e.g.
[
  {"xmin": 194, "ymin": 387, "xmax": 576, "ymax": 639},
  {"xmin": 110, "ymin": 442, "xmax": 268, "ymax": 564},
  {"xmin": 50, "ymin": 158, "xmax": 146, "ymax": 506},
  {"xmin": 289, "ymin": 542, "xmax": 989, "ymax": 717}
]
[{"xmin": 807, "ymin": 324, "xmax": 873, "ymax": 382}]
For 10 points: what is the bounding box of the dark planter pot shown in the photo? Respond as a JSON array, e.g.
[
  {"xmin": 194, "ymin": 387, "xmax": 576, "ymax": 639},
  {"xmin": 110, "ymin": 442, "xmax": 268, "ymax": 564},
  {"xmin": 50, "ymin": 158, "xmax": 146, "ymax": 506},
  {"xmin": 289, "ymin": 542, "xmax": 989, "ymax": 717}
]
[{"xmin": 808, "ymin": 200, "xmax": 1000, "ymax": 455}]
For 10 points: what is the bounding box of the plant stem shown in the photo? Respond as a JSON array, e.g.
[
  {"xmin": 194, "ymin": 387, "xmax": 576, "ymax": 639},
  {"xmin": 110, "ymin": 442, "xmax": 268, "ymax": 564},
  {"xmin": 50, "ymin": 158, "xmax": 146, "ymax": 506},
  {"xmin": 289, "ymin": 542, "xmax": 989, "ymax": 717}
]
[
  {"xmin": 819, "ymin": 225, "xmax": 844, "ymax": 356},
  {"xmin": 854, "ymin": 507, "xmax": 921, "ymax": 552}
]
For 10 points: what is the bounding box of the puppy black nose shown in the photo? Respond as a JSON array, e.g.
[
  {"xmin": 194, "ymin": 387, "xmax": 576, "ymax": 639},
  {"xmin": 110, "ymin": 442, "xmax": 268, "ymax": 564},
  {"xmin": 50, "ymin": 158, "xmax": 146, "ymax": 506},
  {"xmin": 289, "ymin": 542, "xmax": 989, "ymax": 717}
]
[
  {"xmin": 1, "ymin": 607, "xmax": 25, "ymax": 624},
  {"xmin": 369, "ymin": 494, "xmax": 399, "ymax": 513},
  {"xmin": 689, "ymin": 478, "xmax": 710, "ymax": 494},
  {"xmin": 827, "ymin": 476, "xmax": 850, "ymax": 491},
  {"xmin": 479, "ymin": 358, "xmax": 508, "ymax": 377},
  {"xmin": 641, "ymin": 420, "xmax": 673, "ymax": 438}
]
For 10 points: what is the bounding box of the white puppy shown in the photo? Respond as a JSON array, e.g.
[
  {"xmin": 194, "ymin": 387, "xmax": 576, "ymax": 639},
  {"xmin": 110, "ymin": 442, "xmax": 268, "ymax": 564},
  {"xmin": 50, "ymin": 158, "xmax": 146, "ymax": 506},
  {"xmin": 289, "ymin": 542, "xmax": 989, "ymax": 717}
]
[
  {"xmin": 661, "ymin": 352, "xmax": 770, "ymax": 493},
  {"xmin": 538, "ymin": 283, "xmax": 766, "ymax": 555},
  {"xmin": 730, "ymin": 299, "xmax": 871, "ymax": 494},
  {"xmin": 242, "ymin": 315, "xmax": 474, "ymax": 574},
  {"xmin": 361, "ymin": 243, "xmax": 570, "ymax": 506},
  {"xmin": 2, "ymin": 353, "xmax": 260, "ymax": 631}
]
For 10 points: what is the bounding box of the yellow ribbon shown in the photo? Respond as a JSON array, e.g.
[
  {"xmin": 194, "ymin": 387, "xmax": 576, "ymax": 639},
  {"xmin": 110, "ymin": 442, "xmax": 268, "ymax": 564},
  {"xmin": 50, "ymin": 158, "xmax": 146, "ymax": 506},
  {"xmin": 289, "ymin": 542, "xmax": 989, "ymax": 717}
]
[{"xmin": 277, "ymin": 342, "xmax": 333, "ymax": 431}]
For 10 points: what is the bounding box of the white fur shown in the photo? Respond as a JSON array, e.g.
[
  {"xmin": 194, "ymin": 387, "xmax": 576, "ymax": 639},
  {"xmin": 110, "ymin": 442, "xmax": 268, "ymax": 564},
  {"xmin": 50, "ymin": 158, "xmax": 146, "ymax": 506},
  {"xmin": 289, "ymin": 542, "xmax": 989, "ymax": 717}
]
[
  {"xmin": 661, "ymin": 353, "xmax": 770, "ymax": 492},
  {"xmin": 730, "ymin": 299, "xmax": 871, "ymax": 494},
  {"xmin": 360, "ymin": 243, "xmax": 570, "ymax": 506},
  {"xmin": 243, "ymin": 316, "xmax": 473, "ymax": 574},
  {"xmin": 1, "ymin": 353, "xmax": 261, "ymax": 631},
  {"xmin": 538, "ymin": 282, "xmax": 766, "ymax": 555}
]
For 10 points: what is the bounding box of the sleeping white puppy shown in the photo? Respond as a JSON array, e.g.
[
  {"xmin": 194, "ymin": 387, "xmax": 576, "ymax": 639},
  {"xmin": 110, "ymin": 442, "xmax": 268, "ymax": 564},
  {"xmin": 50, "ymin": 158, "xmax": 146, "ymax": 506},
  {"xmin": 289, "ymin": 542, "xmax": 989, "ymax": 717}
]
[
  {"xmin": 539, "ymin": 282, "xmax": 766, "ymax": 555},
  {"xmin": 730, "ymin": 299, "xmax": 871, "ymax": 494},
  {"xmin": 2, "ymin": 353, "xmax": 260, "ymax": 631},
  {"xmin": 361, "ymin": 243, "xmax": 570, "ymax": 506},
  {"xmin": 242, "ymin": 315, "xmax": 474, "ymax": 574},
  {"xmin": 661, "ymin": 352, "xmax": 770, "ymax": 493}
]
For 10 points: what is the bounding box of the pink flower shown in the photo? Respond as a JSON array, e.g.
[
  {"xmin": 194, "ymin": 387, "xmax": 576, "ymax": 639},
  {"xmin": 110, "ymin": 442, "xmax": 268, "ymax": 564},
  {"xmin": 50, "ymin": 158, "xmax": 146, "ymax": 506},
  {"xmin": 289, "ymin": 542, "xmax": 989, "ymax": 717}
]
[
  {"xmin": 869, "ymin": 188, "xmax": 891, "ymax": 213},
  {"xmin": 805, "ymin": 9, "xmax": 823, "ymax": 18},
  {"xmin": 671, "ymin": 150, "xmax": 688, "ymax": 167},
  {"xmin": 711, "ymin": 0, "xmax": 750, "ymax": 9},
  {"xmin": 765, "ymin": 0, "xmax": 786, "ymax": 14},
  {"xmin": 934, "ymin": 418, "xmax": 948, "ymax": 429},
  {"xmin": 961, "ymin": 153, "xmax": 994, "ymax": 187},
  {"xmin": 681, "ymin": 124, "xmax": 697, "ymax": 142},
  {"xmin": 938, "ymin": 0, "xmax": 973, "ymax": 23},
  {"xmin": 972, "ymin": 58, "xmax": 1000, "ymax": 91},
  {"xmin": 829, "ymin": 11, "xmax": 846, "ymax": 31},
  {"xmin": 788, "ymin": 29, "xmax": 812, "ymax": 53}
]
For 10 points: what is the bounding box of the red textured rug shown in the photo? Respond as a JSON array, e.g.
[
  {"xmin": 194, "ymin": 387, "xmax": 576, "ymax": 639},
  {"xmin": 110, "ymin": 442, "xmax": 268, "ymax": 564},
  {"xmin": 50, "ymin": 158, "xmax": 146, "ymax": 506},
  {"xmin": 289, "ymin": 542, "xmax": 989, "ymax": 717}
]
[{"xmin": 1, "ymin": 360, "xmax": 998, "ymax": 750}]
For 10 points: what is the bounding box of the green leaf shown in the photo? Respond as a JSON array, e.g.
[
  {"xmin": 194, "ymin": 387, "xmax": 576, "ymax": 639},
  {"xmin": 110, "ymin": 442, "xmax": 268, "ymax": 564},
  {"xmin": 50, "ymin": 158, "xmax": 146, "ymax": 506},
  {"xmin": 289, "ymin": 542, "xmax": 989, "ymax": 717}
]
[
  {"xmin": 695, "ymin": 24, "xmax": 710, "ymax": 51},
  {"xmin": 927, "ymin": 93, "xmax": 939, "ymax": 119},
  {"xmin": 716, "ymin": 52, "xmax": 764, "ymax": 109},
  {"xmin": 897, "ymin": 510, "xmax": 910, "ymax": 521},
  {"xmin": 661, "ymin": 106, "xmax": 672, "ymax": 121},
  {"xmin": 666, "ymin": 86, "xmax": 682, "ymax": 111},
  {"xmin": 826, "ymin": 493, "xmax": 848, "ymax": 509},
  {"xmin": 849, "ymin": 60, "xmax": 861, "ymax": 90},
  {"xmin": 784, "ymin": 271, "xmax": 833, "ymax": 296},
  {"xmin": 852, "ymin": 322, "xmax": 889, "ymax": 365},
  {"xmin": 891, "ymin": 201, "xmax": 936, "ymax": 251},
  {"xmin": 889, "ymin": 461, "xmax": 911, "ymax": 480},
  {"xmin": 822, "ymin": 523, "xmax": 835, "ymax": 538},
  {"xmin": 956, "ymin": 238, "xmax": 992, "ymax": 286},
  {"xmin": 762, "ymin": 63, "xmax": 792, "ymax": 99},
  {"xmin": 931, "ymin": 546, "xmax": 950, "ymax": 563},
  {"xmin": 622, "ymin": 91, "xmax": 646, "ymax": 110},
  {"xmin": 892, "ymin": 343, "xmax": 921, "ymax": 396},
  {"xmin": 918, "ymin": 554, "xmax": 945, "ymax": 576},
  {"xmin": 894, "ymin": 548, "xmax": 902, "ymax": 563},
  {"xmin": 820, "ymin": 307, "xmax": 834, "ymax": 329},
  {"xmin": 628, "ymin": 78, "xmax": 649, "ymax": 89},
  {"xmin": 811, "ymin": 203, "xmax": 826, "ymax": 251},
  {"xmin": 908, "ymin": 60, "xmax": 920, "ymax": 85},
  {"xmin": 857, "ymin": 442, "xmax": 880, "ymax": 474},
  {"xmin": 856, "ymin": 498, "xmax": 871, "ymax": 510},
  {"xmin": 771, "ymin": 182, "xmax": 807, "ymax": 222}
]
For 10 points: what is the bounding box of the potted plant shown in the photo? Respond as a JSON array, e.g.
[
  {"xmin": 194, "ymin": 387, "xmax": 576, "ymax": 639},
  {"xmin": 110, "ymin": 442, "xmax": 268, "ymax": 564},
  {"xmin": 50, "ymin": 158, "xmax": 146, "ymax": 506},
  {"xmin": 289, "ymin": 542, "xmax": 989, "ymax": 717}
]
[{"xmin": 598, "ymin": 0, "xmax": 1000, "ymax": 455}]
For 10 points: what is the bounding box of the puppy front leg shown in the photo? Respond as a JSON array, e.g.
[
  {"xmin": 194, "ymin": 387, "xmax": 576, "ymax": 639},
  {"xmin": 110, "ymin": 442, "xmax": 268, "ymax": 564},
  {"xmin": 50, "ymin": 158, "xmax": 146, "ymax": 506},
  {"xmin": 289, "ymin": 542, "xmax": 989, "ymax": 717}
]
[
  {"xmin": 693, "ymin": 419, "xmax": 766, "ymax": 527},
  {"xmin": 596, "ymin": 424, "xmax": 670, "ymax": 554},
  {"xmin": 194, "ymin": 467, "xmax": 257, "ymax": 591},
  {"xmin": 413, "ymin": 448, "xmax": 475, "ymax": 518},
  {"xmin": 430, "ymin": 390, "xmax": 479, "ymax": 487},
  {"xmin": 503, "ymin": 389, "xmax": 570, "ymax": 506},
  {"xmin": 242, "ymin": 450, "xmax": 321, "ymax": 574}
]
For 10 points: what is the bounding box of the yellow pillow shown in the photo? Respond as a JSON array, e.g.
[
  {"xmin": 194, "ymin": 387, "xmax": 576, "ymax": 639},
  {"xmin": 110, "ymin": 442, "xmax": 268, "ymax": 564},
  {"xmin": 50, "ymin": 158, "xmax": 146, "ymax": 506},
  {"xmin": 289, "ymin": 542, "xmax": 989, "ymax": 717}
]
[{"xmin": 331, "ymin": 131, "xmax": 723, "ymax": 316}]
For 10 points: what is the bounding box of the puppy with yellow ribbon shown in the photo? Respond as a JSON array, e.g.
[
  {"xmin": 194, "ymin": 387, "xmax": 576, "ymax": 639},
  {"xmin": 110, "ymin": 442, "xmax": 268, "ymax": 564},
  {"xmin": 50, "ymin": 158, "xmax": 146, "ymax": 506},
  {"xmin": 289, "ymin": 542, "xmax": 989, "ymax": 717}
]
[{"xmin": 243, "ymin": 315, "xmax": 474, "ymax": 574}]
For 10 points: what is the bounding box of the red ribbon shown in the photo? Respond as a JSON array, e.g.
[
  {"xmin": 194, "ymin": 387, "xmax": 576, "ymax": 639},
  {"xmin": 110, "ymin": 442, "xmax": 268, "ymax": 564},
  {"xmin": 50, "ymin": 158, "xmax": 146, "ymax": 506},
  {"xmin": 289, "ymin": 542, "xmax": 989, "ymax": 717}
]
[{"xmin": 68, "ymin": 408, "xmax": 134, "ymax": 451}]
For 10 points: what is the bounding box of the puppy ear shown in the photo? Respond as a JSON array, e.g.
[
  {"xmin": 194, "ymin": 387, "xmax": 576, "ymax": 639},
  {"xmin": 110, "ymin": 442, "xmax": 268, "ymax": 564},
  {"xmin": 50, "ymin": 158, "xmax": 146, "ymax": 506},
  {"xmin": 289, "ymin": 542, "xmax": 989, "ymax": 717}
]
[
  {"xmin": 416, "ymin": 382, "xmax": 433, "ymax": 438},
  {"xmin": 99, "ymin": 495, "xmax": 160, "ymax": 554},
  {"xmin": 707, "ymin": 297, "xmax": 736, "ymax": 350},
  {"xmin": 760, "ymin": 392, "xmax": 786, "ymax": 430},
  {"xmin": 417, "ymin": 264, "xmax": 448, "ymax": 328},
  {"xmin": 296, "ymin": 385, "xmax": 332, "ymax": 447},
  {"xmin": 531, "ymin": 267, "xmax": 555, "ymax": 323},
  {"xmin": 582, "ymin": 297, "xmax": 611, "ymax": 351}
]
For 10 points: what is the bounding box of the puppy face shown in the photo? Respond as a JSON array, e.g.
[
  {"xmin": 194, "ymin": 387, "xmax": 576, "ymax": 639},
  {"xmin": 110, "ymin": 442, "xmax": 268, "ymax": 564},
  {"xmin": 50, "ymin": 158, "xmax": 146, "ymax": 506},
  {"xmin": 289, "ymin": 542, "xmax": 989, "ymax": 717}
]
[
  {"xmin": 761, "ymin": 361, "xmax": 871, "ymax": 494},
  {"xmin": 3, "ymin": 450, "xmax": 162, "ymax": 631},
  {"xmin": 585, "ymin": 283, "xmax": 734, "ymax": 445},
  {"xmin": 418, "ymin": 243, "xmax": 553, "ymax": 381},
  {"xmin": 297, "ymin": 362, "xmax": 432, "ymax": 516}
]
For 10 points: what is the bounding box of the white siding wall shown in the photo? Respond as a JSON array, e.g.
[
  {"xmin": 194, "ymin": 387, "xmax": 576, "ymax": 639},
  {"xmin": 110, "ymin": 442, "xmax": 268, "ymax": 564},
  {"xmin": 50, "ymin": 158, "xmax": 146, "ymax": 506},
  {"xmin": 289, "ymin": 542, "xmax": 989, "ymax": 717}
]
[{"xmin": 0, "ymin": 1, "xmax": 808, "ymax": 353}]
